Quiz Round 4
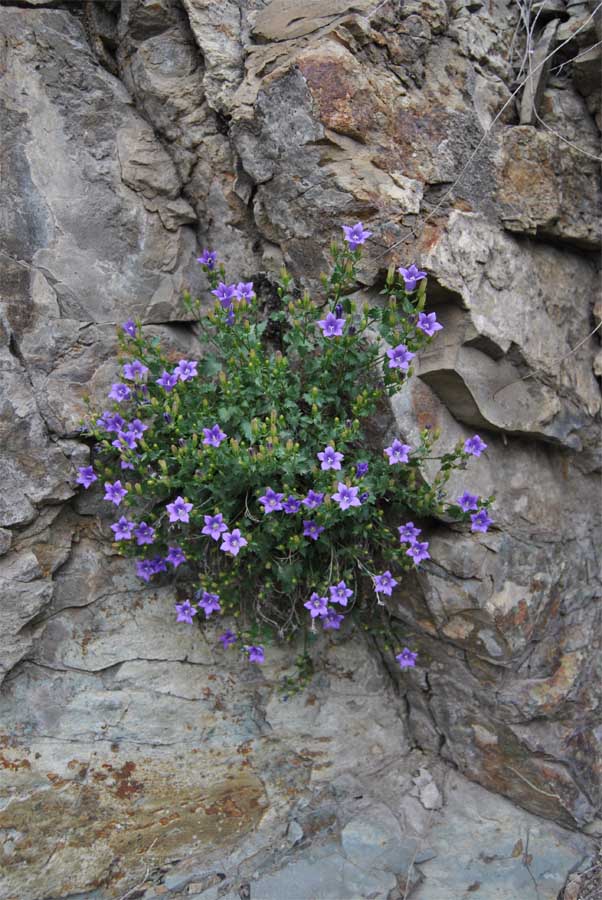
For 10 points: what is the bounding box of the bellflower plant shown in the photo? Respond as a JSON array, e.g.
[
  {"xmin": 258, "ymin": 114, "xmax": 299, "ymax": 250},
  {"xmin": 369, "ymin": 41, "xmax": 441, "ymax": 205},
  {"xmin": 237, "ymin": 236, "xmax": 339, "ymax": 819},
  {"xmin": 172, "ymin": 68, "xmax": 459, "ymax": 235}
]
[{"xmin": 80, "ymin": 225, "xmax": 494, "ymax": 688}]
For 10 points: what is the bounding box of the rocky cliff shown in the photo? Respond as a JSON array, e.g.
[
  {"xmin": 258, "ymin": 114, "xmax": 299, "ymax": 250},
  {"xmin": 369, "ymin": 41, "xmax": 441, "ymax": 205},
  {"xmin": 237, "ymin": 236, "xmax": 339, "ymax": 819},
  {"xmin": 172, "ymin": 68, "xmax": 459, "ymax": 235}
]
[{"xmin": 0, "ymin": 1, "xmax": 600, "ymax": 898}]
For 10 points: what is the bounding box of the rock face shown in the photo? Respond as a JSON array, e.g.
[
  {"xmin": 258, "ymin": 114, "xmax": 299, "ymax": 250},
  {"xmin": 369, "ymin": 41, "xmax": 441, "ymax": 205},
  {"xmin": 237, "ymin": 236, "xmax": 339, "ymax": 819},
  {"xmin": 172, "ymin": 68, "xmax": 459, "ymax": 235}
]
[{"xmin": 0, "ymin": 1, "xmax": 600, "ymax": 898}]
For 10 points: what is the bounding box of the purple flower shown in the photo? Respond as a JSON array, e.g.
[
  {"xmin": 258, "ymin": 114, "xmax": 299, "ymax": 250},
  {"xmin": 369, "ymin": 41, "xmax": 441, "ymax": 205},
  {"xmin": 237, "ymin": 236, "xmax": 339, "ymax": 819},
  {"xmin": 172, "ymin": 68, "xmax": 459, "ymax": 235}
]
[
  {"xmin": 303, "ymin": 520, "xmax": 324, "ymax": 541},
  {"xmin": 211, "ymin": 282, "xmax": 237, "ymax": 308},
  {"xmin": 134, "ymin": 522, "xmax": 155, "ymax": 545},
  {"xmin": 122, "ymin": 320, "xmax": 137, "ymax": 338},
  {"xmin": 166, "ymin": 546, "xmax": 186, "ymax": 568},
  {"xmin": 121, "ymin": 459, "xmax": 135, "ymax": 470},
  {"xmin": 317, "ymin": 445, "xmax": 344, "ymax": 471},
  {"xmin": 329, "ymin": 581, "xmax": 353, "ymax": 607},
  {"xmin": 226, "ymin": 309, "xmax": 235, "ymax": 325},
  {"xmin": 471, "ymin": 509, "xmax": 493, "ymax": 533},
  {"xmin": 283, "ymin": 496, "xmax": 301, "ymax": 514},
  {"xmin": 259, "ymin": 488, "xmax": 285, "ymax": 513},
  {"xmin": 355, "ymin": 461, "xmax": 369, "ymax": 478},
  {"xmin": 109, "ymin": 383, "xmax": 132, "ymax": 403},
  {"xmin": 384, "ymin": 439, "xmax": 411, "ymax": 465},
  {"xmin": 175, "ymin": 599, "xmax": 197, "ymax": 624},
  {"xmin": 174, "ymin": 359, "xmax": 198, "ymax": 382},
  {"xmin": 113, "ymin": 430, "xmax": 138, "ymax": 451},
  {"xmin": 111, "ymin": 516, "xmax": 134, "ymax": 540},
  {"xmin": 323, "ymin": 608, "xmax": 344, "ymax": 630},
  {"xmin": 342, "ymin": 221, "xmax": 373, "ymax": 250},
  {"xmin": 317, "ymin": 312, "xmax": 345, "ymax": 338},
  {"xmin": 150, "ymin": 555, "xmax": 167, "ymax": 574},
  {"xmin": 417, "ymin": 312, "xmax": 443, "ymax": 337},
  {"xmin": 457, "ymin": 492, "xmax": 479, "ymax": 512},
  {"xmin": 374, "ymin": 570, "xmax": 397, "ymax": 596},
  {"xmin": 123, "ymin": 360, "xmax": 149, "ymax": 381},
  {"xmin": 77, "ymin": 466, "xmax": 97, "ymax": 489},
  {"xmin": 197, "ymin": 249, "xmax": 217, "ymax": 269},
  {"xmin": 127, "ymin": 419, "xmax": 148, "ymax": 440},
  {"xmin": 246, "ymin": 645, "xmax": 264, "ymax": 664},
  {"xmin": 219, "ymin": 629, "xmax": 237, "ymax": 648},
  {"xmin": 202, "ymin": 513, "xmax": 228, "ymax": 540},
  {"xmin": 406, "ymin": 540, "xmax": 430, "ymax": 564},
  {"xmin": 398, "ymin": 264, "xmax": 427, "ymax": 291},
  {"xmin": 332, "ymin": 483, "xmax": 361, "ymax": 511},
  {"xmin": 302, "ymin": 490, "xmax": 325, "ymax": 510},
  {"xmin": 386, "ymin": 344, "xmax": 415, "ymax": 370},
  {"xmin": 304, "ymin": 592, "xmax": 328, "ymax": 618},
  {"xmin": 220, "ymin": 529, "xmax": 248, "ymax": 556},
  {"xmin": 203, "ymin": 424, "xmax": 227, "ymax": 447},
  {"xmin": 166, "ymin": 496, "xmax": 193, "ymax": 524},
  {"xmin": 98, "ymin": 412, "xmax": 125, "ymax": 432},
  {"xmin": 398, "ymin": 521, "xmax": 421, "ymax": 543},
  {"xmin": 136, "ymin": 559, "xmax": 156, "ymax": 582},
  {"xmin": 156, "ymin": 370, "xmax": 178, "ymax": 392},
  {"xmin": 464, "ymin": 434, "xmax": 487, "ymax": 457},
  {"xmin": 396, "ymin": 647, "xmax": 418, "ymax": 669},
  {"xmin": 104, "ymin": 480, "xmax": 128, "ymax": 506},
  {"xmin": 234, "ymin": 282, "xmax": 255, "ymax": 303},
  {"xmin": 199, "ymin": 591, "xmax": 221, "ymax": 617}
]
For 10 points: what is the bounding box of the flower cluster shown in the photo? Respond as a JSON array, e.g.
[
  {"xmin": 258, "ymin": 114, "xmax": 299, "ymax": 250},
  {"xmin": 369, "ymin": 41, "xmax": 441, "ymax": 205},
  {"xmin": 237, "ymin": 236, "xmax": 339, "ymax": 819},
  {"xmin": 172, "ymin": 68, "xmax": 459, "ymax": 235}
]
[{"xmin": 79, "ymin": 223, "xmax": 494, "ymax": 685}]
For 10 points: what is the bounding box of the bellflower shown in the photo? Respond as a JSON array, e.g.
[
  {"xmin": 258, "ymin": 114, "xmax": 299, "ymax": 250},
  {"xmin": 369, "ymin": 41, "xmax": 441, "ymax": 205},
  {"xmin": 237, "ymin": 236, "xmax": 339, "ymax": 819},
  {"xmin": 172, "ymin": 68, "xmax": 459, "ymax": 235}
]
[
  {"xmin": 202, "ymin": 513, "xmax": 228, "ymax": 540},
  {"xmin": 219, "ymin": 629, "xmax": 237, "ymax": 648},
  {"xmin": 136, "ymin": 559, "xmax": 156, "ymax": 582},
  {"xmin": 211, "ymin": 282, "xmax": 237, "ymax": 308},
  {"xmin": 134, "ymin": 522, "xmax": 155, "ymax": 545},
  {"xmin": 108, "ymin": 383, "xmax": 132, "ymax": 403},
  {"xmin": 203, "ymin": 424, "xmax": 227, "ymax": 447},
  {"xmin": 234, "ymin": 281, "xmax": 255, "ymax": 303},
  {"xmin": 374, "ymin": 571, "xmax": 397, "ymax": 596},
  {"xmin": 111, "ymin": 516, "xmax": 134, "ymax": 541},
  {"xmin": 386, "ymin": 344, "xmax": 415, "ymax": 370},
  {"xmin": 457, "ymin": 492, "xmax": 479, "ymax": 512},
  {"xmin": 323, "ymin": 608, "xmax": 344, "ymax": 630},
  {"xmin": 166, "ymin": 496, "xmax": 193, "ymax": 524},
  {"xmin": 175, "ymin": 599, "xmax": 196, "ymax": 624},
  {"xmin": 329, "ymin": 581, "xmax": 353, "ymax": 607},
  {"xmin": 471, "ymin": 509, "xmax": 493, "ymax": 533},
  {"xmin": 303, "ymin": 520, "xmax": 324, "ymax": 541},
  {"xmin": 417, "ymin": 312, "xmax": 443, "ymax": 336},
  {"xmin": 166, "ymin": 546, "xmax": 186, "ymax": 567},
  {"xmin": 464, "ymin": 435, "xmax": 487, "ymax": 457},
  {"xmin": 113, "ymin": 430, "xmax": 137, "ymax": 451},
  {"xmin": 396, "ymin": 648, "xmax": 418, "ymax": 669},
  {"xmin": 304, "ymin": 592, "xmax": 328, "ymax": 618},
  {"xmin": 302, "ymin": 490, "xmax": 324, "ymax": 510},
  {"xmin": 197, "ymin": 249, "xmax": 217, "ymax": 269},
  {"xmin": 220, "ymin": 529, "xmax": 248, "ymax": 556},
  {"xmin": 283, "ymin": 496, "xmax": 301, "ymax": 514},
  {"xmin": 121, "ymin": 459, "xmax": 135, "ymax": 470},
  {"xmin": 174, "ymin": 359, "xmax": 198, "ymax": 382},
  {"xmin": 342, "ymin": 222, "xmax": 373, "ymax": 249},
  {"xmin": 406, "ymin": 540, "xmax": 430, "ymax": 564},
  {"xmin": 123, "ymin": 360, "xmax": 149, "ymax": 381},
  {"xmin": 103, "ymin": 412, "xmax": 125, "ymax": 433},
  {"xmin": 332, "ymin": 483, "xmax": 361, "ymax": 511},
  {"xmin": 150, "ymin": 556, "xmax": 167, "ymax": 574},
  {"xmin": 384, "ymin": 439, "xmax": 411, "ymax": 465},
  {"xmin": 259, "ymin": 488, "xmax": 285, "ymax": 513},
  {"xmin": 355, "ymin": 461, "xmax": 369, "ymax": 478},
  {"xmin": 122, "ymin": 319, "xmax": 137, "ymax": 338},
  {"xmin": 199, "ymin": 591, "xmax": 221, "ymax": 617},
  {"xmin": 317, "ymin": 312, "xmax": 345, "ymax": 338},
  {"xmin": 104, "ymin": 480, "xmax": 127, "ymax": 506},
  {"xmin": 398, "ymin": 521, "xmax": 421, "ymax": 543},
  {"xmin": 77, "ymin": 466, "xmax": 97, "ymax": 489},
  {"xmin": 318, "ymin": 446, "xmax": 344, "ymax": 471},
  {"xmin": 128, "ymin": 419, "xmax": 148, "ymax": 440},
  {"xmin": 156, "ymin": 370, "xmax": 178, "ymax": 391},
  {"xmin": 246, "ymin": 645, "xmax": 264, "ymax": 664},
  {"xmin": 398, "ymin": 264, "xmax": 427, "ymax": 291}
]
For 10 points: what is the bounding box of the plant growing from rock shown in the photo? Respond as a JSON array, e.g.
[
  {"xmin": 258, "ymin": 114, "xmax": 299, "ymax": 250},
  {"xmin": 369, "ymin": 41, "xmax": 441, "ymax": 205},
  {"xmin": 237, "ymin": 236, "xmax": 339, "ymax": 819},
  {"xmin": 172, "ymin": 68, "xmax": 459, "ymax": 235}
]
[{"xmin": 79, "ymin": 225, "xmax": 493, "ymax": 683}]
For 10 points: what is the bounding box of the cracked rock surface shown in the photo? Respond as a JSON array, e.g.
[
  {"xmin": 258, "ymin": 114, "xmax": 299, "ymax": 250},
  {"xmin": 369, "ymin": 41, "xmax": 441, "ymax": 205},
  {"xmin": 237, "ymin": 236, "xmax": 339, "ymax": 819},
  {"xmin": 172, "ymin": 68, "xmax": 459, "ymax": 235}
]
[{"xmin": 0, "ymin": 1, "xmax": 600, "ymax": 898}]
